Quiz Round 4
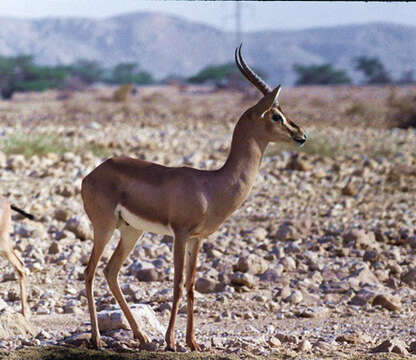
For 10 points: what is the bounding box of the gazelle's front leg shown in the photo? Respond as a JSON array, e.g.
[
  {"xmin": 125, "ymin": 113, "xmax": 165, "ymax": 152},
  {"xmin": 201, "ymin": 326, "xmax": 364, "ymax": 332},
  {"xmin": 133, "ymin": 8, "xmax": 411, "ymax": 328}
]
[
  {"xmin": 165, "ymin": 229, "xmax": 188, "ymax": 351},
  {"xmin": 185, "ymin": 238, "xmax": 202, "ymax": 351}
]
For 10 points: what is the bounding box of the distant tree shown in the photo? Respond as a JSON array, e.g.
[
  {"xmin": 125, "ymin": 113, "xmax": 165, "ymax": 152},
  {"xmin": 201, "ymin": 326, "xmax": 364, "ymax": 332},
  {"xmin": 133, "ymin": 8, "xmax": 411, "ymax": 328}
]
[
  {"xmin": 188, "ymin": 62, "xmax": 266, "ymax": 89},
  {"xmin": 354, "ymin": 56, "xmax": 392, "ymax": 84},
  {"xmin": 0, "ymin": 55, "xmax": 68, "ymax": 99},
  {"xmin": 66, "ymin": 59, "xmax": 104, "ymax": 85},
  {"xmin": 293, "ymin": 63, "xmax": 351, "ymax": 85},
  {"xmin": 107, "ymin": 62, "xmax": 153, "ymax": 85},
  {"xmin": 396, "ymin": 70, "xmax": 415, "ymax": 85}
]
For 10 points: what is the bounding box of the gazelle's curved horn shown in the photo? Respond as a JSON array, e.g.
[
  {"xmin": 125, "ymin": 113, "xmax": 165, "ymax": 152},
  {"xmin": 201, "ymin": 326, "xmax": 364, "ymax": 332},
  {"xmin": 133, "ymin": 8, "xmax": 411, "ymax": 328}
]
[{"xmin": 235, "ymin": 44, "xmax": 272, "ymax": 95}]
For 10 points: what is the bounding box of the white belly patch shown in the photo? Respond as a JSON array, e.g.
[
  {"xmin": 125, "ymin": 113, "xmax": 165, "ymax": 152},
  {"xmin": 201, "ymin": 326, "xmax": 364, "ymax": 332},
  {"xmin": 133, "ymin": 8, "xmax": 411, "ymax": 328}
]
[{"xmin": 115, "ymin": 204, "xmax": 173, "ymax": 236}]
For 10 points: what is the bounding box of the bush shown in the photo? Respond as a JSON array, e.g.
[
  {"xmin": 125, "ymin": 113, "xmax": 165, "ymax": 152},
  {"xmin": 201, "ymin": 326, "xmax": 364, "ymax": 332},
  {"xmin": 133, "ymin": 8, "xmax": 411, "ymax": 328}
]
[
  {"xmin": 354, "ymin": 56, "xmax": 392, "ymax": 85},
  {"xmin": 106, "ymin": 63, "xmax": 153, "ymax": 85},
  {"xmin": 188, "ymin": 63, "xmax": 266, "ymax": 89},
  {"xmin": 0, "ymin": 55, "xmax": 68, "ymax": 99},
  {"xmin": 386, "ymin": 91, "xmax": 416, "ymax": 128},
  {"xmin": 293, "ymin": 63, "xmax": 351, "ymax": 85}
]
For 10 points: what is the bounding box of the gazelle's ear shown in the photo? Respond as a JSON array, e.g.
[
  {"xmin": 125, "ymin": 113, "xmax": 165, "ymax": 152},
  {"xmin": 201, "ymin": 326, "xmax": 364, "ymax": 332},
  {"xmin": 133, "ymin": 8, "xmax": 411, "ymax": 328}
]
[{"xmin": 252, "ymin": 85, "xmax": 282, "ymax": 118}]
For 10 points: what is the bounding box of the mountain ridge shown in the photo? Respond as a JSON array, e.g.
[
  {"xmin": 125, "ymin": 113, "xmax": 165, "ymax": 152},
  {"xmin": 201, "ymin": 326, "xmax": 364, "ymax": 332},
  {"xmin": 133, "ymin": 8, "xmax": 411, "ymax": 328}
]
[{"xmin": 0, "ymin": 12, "xmax": 415, "ymax": 84}]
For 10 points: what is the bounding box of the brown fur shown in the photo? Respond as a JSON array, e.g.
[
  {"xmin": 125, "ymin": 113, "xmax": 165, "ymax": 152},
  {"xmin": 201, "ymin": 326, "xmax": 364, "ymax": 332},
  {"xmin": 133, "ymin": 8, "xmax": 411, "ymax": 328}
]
[{"xmin": 81, "ymin": 54, "xmax": 307, "ymax": 352}]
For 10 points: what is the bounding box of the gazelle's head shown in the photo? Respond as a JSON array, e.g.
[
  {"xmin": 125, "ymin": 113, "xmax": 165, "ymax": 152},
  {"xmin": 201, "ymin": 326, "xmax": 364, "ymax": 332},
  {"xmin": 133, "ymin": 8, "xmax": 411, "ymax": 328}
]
[{"xmin": 236, "ymin": 45, "xmax": 307, "ymax": 146}]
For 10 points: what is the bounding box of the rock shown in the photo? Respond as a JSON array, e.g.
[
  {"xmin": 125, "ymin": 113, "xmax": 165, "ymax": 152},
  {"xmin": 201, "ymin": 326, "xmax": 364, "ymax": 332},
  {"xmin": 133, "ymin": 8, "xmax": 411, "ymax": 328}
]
[
  {"xmin": 195, "ymin": 278, "xmax": 218, "ymax": 294},
  {"xmin": 280, "ymin": 256, "xmax": 297, "ymax": 271},
  {"xmin": 286, "ymin": 154, "xmax": 312, "ymax": 171},
  {"xmin": 135, "ymin": 268, "xmax": 161, "ymax": 282},
  {"xmin": 0, "ymin": 151, "xmax": 6, "ymax": 168},
  {"xmin": 275, "ymin": 332, "xmax": 298, "ymax": 344},
  {"xmin": 372, "ymin": 294, "xmax": 401, "ymax": 311},
  {"xmin": 0, "ymin": 311, "xmax": 38, "ymax": 339},
  {"xmin": 371, "ymin": 338, "xmax": 408, "ymax": 355},
  {"xmin": 409, "ymin": 341, "xmax": 416, "ymax": 354},
  {"xmin": 48, "ymin": 242, "xmax": 61, "ymax": 255},
  {"xmin": 54, "ymin": 208, "xmax": 70, "ymax": 222},
  {"xmin": 64, "ymin": 216, "xmax": 91, "ymax": 241},
  {"xmin": 97, "ymin": 304, "xmax": 165, "ymax": 336},
  {"xmin": 343, "ymin": 229, "xmax": 376, "ymax": 250},
  {"xmin": 401, "ymin": 268, "xmax": 416, "ymax": 287},
  {"xmin": 297, "ymin": 339, "xmax": 312, "ymax": 352},
  {"xmin": 7, "ymin": 155, "xmax": 26, "ymax": 170},
  {"xmin": 231, "ymin": 272, "xmax": 256, "ymax": 288},
  {"xmin": 345, "ymin": 266, "xmax": 380, "ymax": 287},
  {"xmin": 285, "ymin": 290, "xmax": 303, "ymax": 304},
  {"xmin": 348, "ymin": 289, "xmax": 376, "ymax": 306},
  {"xmin": 268, "ymin": 336, "xmax": 281, "ymax": 348},
  {"xmin": 252, "ymin": 227, "xmax": 268, "ymax": 241},
  {"xmin": 55, "ymin": 183, "xmax": 77, "ymax": 197},
  {"xmin": 234, "ymin": 254, "xmax": 268, "ymax": 275},
  {"xmin": 0, "ymin": 299, "xmax": 9, "ymax": 312},
  {"xmin": 274, "ymin": 221, "xmax": 300, "ymax": 241},
  {"xmin": 342, "ymin": 182, "xmax": 356, "ymax": 196},
  {"xmin": 363, "ymin": 250, "xmax": 379, "ymax": 263},
  {"xmin": 64, "ymin": 332, "xmax": 91, "ymax": 346}
]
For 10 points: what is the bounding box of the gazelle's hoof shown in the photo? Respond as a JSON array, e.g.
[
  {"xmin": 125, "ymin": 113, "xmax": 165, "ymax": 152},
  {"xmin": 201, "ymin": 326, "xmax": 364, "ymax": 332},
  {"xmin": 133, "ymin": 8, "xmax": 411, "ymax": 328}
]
[
  {"xmin": 89, "ymin": 337, "xmax": 106, "ymax": 349},
  {"xmin": 187, "ymin": 339, "xmax": 201, "ymax": 352}
]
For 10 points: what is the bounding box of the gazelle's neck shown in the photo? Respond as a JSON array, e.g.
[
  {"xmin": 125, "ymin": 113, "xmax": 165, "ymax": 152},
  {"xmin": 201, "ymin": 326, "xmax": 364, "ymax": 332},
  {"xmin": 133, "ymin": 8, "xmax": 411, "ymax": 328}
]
[{"xmin": 217, "ymin": 117, "xmax": 268, "ymax": 202}]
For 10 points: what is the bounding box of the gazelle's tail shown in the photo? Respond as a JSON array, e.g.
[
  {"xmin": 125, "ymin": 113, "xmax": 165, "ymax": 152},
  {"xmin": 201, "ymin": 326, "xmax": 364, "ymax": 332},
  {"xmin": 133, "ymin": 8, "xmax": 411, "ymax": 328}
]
[{"xmin": 10, "ymin": 205, "xmax": 34, "ymax": 220}]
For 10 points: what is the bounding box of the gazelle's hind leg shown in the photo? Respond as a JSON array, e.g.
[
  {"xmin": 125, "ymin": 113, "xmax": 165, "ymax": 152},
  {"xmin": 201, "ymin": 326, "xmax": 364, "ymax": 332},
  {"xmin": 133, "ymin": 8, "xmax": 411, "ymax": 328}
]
[
  {"xmin": 2, "ymin": 245, "xmax": 29, "ymax": 318},
  {"xmin": 84, "ymin": 220, "xmax": 117, "ymax": 348},
  {"xmin": 103, "ymin": 222, "xmax": 151, "ymax": 347}
]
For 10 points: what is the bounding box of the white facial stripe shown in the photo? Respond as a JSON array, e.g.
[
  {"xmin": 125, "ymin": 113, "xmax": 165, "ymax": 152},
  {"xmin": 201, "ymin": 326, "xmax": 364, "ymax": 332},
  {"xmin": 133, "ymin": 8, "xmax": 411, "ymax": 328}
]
[
  {"xmin": 275, "ymin": 108, "xmax": 288, "ymax": 124},
  {"xmin": 115, "ymin": 204, "xmax": 174, "ymax": 236}
]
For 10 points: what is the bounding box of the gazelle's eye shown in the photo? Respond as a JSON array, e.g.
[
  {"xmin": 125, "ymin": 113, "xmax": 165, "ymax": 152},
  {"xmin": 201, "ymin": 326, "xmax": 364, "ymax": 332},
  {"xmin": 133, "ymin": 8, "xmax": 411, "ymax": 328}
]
[{"xmin": 272, "ymin": 114, "xmax": 283, "ymax": 123}]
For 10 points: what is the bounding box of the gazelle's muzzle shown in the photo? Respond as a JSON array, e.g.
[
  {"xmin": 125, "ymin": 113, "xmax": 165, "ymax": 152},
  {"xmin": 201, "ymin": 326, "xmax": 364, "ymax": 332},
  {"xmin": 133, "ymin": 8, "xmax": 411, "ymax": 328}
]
[{"xmin": 292, "ymin": 133, "xmax": 307, "ymax": 146}]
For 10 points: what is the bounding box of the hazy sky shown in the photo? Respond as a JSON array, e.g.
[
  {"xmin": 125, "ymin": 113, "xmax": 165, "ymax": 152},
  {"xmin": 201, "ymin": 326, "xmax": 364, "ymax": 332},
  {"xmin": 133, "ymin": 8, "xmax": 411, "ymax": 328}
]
[{"xmin": 0, "ymin": 1, "xmax": 415, "ymax": 32}]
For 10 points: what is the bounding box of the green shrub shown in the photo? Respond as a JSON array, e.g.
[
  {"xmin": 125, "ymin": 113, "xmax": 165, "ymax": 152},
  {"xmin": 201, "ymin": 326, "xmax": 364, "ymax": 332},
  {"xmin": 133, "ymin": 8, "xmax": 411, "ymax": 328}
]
[{"xmin": 293, "ymin": 63, "xmax": 351, "ymax": 85}]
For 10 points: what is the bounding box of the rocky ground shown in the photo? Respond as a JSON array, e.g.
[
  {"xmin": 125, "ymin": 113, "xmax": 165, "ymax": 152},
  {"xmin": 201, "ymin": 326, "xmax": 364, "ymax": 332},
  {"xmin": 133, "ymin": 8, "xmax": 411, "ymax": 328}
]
[{"xmin": 0, "ymin": 85, "xmax": 415, "ymax": 359}]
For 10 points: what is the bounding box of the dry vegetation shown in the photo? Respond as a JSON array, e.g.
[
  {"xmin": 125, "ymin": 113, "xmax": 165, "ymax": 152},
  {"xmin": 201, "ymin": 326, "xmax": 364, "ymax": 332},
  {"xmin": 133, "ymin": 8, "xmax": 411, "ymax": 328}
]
[{"xmin": 0, "ymin": 84, "xmax": 415, "ymax": 360}]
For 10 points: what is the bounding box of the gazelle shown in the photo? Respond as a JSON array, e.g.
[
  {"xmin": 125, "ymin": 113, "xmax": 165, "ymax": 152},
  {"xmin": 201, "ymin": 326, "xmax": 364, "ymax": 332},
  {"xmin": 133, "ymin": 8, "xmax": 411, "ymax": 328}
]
[
  {"xmin": 81, "ymin": 44, "xmax": 307, "ymax": 351},
  {"xmin": 0, "ymin": 196, "xmax": 33, "ymax": 318}
]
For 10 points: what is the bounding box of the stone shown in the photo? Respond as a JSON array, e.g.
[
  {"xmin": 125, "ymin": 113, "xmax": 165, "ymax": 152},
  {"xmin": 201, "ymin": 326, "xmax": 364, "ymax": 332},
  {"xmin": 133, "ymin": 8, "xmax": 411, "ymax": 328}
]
[
  {"xmin": 342, "ymin": 182, "xmax": 356, "ymax": 196},
  {"xmin": 252, "ymin": 227, "xmax": 268, "ymax": 241},
  {"xmin": 54, "ymin": 208, "xmax": 70, "ymax": 222},
  {"xmin": 372, "ymin": 294, "xmax": 401, "ymax": 311},
  {"xmin": 0, "ymin": 311, "xmax": 38, "ymax": 339},
  {"xmin": 297, "ymin": 339, "xmax": 312, "ymax": 352},
  {"xmin": 234, "ymin": 254, "xmax": 268, "ymax": 275},
  {"xmin": 97, "ymin": 304, "xmax": 165, "ymax": 336},
  {"xmin": 275, "ymin": 221, "xmax": 300, "ymax": 241},
  {"xmin": 280, "ymin": 256, "xmax": 297, "ymax": 271},
  {"xmin": 6, "ymin": 155, "xmax": 26, "ymax": 170},
  {"xmin": 0, "ymin": 299, "xmax": 8, "ymax": 312},
  {"xmin": 64, "ymin": 216, "xmax": 91, "ymax": 241},
  {"xmin": 64, "ymin": 332, "xmax": 91, "ymax": 346},
  {"xmin": 343, "ymin": 229, "xmax": 376, "ymax": 250},
  {"xmin": 371, "ymin": 338, "xmax": 408, "ymax": 355},
  {"xmin": 286, "ymin": 154, "xmax": 312, "ymax": 171},
  {"xmin": 275, "ymin": 332, "xmax": 298, "ymax": 344},
  {"xmin": 268, "ymin": 336, "xmax": 281, "ymax": 348},
  {"xmin": 48, "ymin": 242, "xmax": 60, "ymax": 255},
  {"xmin": 135, "ymin": 268, "xmax": 161, "ymax": 282},
  {"xmin": 231, "ymin": 272, "xmax": 256, "ymax": 288},
  {"xmin": 345, "ymin": 266, "xmax": 380, "ymax": 287},
  {"xmin": 401, "ymin": 268, "xmax": 416, "ymax": 287},
  {"xmin": 0, "ymin": 151, "xmax": 6, "ymax": 168},
  {"xmin": 285, "ymin": 290, "xmax": 303, "ymax": 304},
  {"xmin": 195, "ymin": 278, "xmax": 218, "ymax": 294}
]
